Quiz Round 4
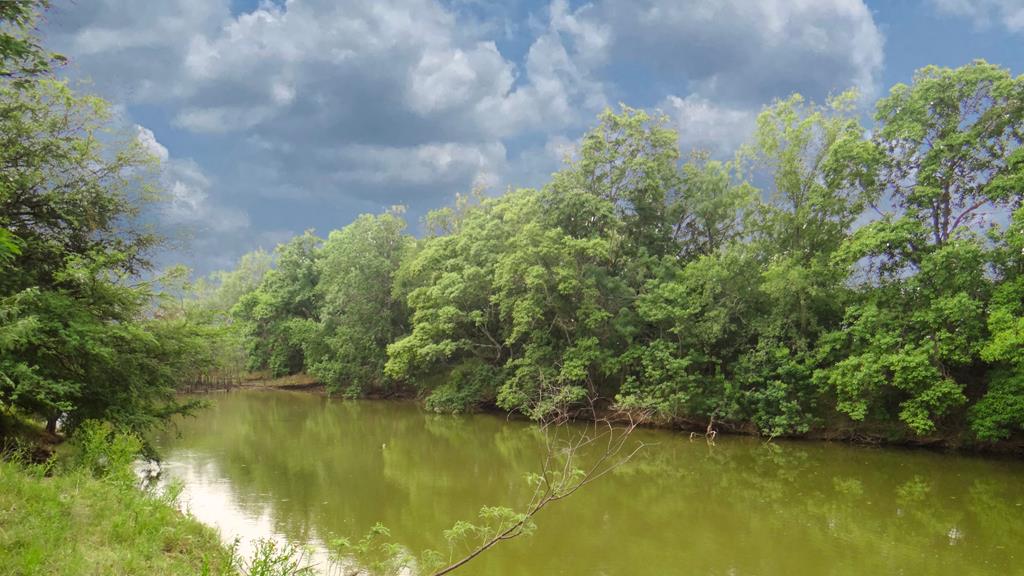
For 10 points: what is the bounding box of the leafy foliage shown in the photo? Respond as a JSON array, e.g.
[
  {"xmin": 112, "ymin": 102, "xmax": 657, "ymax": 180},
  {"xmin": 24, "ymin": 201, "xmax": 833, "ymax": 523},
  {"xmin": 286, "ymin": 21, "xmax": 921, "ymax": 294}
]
[
  {"xmin": 305, "ymin": 212, "xmax": 410, "ymax": 395},
  {"xmin": 193, "ymin": 62, "xmax": 1024, "ymax": 444},
  {"xmin": 0, "ymin": 6, "xmax": 217, "ymax": 437},
  {"xmin": 233, "ymin": 234, "xmax": 322, "ymax": 377}
]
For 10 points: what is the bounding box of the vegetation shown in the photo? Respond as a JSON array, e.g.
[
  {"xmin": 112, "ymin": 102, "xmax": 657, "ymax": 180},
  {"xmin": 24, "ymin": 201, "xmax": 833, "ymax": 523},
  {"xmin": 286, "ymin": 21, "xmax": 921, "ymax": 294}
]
[
  {"xmin": 4, "ymin": 4, "xmax": 1015, "ymax": 449},
  {"xmin": 202, "ymin": 65, "xmax": 1024, "ymax": 445},
  {"xmin": 0, "ymin": 1, "xmax": 215, "ymax": 437},
  {"xmin": 0, "ymin": 8, "xmax": 310, "ymax": 572},
  {"xmin": 0, "ymin": 422, "xmax": 234, "ymax": 575},
  {"xmin": 0, "ymin": 0, "xmax": 1022, "ymax": 573}
]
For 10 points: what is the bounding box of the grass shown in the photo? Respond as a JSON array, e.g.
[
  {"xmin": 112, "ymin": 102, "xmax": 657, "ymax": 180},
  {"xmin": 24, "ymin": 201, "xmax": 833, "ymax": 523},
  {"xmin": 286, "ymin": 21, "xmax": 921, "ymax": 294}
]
[
  {"xmin": 0, "ymin": 415, "xmax": 234, "ymax": 575},
  {"xmin": 0, "ymin": 414, "xmax": 318, "ymax": 576},
  {"xmin": 0, "ymin": 459, "xmax": 233, "ymax": 576}
]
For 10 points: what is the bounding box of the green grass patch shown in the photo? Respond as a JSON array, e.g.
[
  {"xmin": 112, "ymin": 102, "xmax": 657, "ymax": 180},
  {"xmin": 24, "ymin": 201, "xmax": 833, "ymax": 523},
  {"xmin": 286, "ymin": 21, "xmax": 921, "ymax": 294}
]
[{"xmin": 0, "ymin": 459, "xmax": 233, "ymax": 576}]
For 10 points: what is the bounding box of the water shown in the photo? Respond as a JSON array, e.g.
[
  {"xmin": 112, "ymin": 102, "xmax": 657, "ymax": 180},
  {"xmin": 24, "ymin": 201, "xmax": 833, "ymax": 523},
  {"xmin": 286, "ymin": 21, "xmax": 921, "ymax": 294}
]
[{"xmin": 155, "ymin": 389, "xmax": 1024, "ymax": 575}]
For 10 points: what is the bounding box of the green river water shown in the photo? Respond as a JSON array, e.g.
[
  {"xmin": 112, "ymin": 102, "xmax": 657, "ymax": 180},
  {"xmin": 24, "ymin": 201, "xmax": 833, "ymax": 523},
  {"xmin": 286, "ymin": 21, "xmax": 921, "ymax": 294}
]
[{"xmin": 156, "ymin": 389, "xmax": 1024, "ymax": 575}]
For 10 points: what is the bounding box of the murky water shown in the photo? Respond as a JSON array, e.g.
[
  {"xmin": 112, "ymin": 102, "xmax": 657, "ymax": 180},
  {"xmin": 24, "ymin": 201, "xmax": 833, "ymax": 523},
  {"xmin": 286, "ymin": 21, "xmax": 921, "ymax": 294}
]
[{"xmin": 155, "ymin": 389, "xmax": 1024, "ymax": 575}]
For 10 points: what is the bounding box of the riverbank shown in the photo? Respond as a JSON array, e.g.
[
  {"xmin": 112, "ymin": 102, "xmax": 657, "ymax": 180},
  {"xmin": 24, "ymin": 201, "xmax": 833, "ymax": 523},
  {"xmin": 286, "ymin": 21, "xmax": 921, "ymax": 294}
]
[
  {"xmin": 230, "ymin": 373, "xmax": 1024, "ymax": 457},
  {"xmin": 0, "ymin": 459, "xmax": 233, "ymax": 575}
]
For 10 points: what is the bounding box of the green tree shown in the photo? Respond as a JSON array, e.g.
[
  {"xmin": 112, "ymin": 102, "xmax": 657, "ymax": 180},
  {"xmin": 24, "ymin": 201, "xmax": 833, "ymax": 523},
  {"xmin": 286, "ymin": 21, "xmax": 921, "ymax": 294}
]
[
  {"xmin": 233, "ymin": 233, "xmax": 322, "ymax": 377},
  {"xmin": 0, "ymin": 76, "xmax": 196, "ymax": 433},
  {"xmin": 569, "ymin": 105, "xmax": 682, "ymax": 259},
  {"xmin": 387, "ymin": 194, "xmax": 528, "ymax": 410},
  {"xmin": 739, "ymin": 92, "xmax": 871, "ymax": 435},
  {"xmin": 211, "ymin": 249, "xmax": 274, "ymax": 315},
  {"xmin": 0, "ymin": 0, "xmax": 61, "ymax": 82},
  {"xmin": 817, "ymin": 61, "xmax": 1024, "ymax": 435},
  {"xmin": 0, "ymin": 0, "xmax": 62, "ymax": 261},
  {"xmin": 0, "ymin": 4, "xmax": 212, "ymax": 436},
  {"xmin": 306, "ymin": 212, "xmax": 410, "ymax": 396},
  {"xmin": 970, "ymin": 206, "xmax": 1024, "ymax": 440}
]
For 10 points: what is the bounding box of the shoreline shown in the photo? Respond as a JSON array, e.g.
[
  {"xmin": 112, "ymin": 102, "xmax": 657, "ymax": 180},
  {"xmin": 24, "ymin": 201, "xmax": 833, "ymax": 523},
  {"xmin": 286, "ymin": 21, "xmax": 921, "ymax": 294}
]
[{"xmin": 205, "ymin": 374, "xmax": 1024, "ymax": 458}]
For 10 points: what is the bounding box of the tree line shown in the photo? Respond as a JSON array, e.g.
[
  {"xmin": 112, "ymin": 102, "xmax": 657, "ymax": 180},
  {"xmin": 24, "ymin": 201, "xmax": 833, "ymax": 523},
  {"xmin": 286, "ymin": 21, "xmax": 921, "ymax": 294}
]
[{"xmin": 198, "ymin": 64, "xmax": 1023, "ymax": 444}]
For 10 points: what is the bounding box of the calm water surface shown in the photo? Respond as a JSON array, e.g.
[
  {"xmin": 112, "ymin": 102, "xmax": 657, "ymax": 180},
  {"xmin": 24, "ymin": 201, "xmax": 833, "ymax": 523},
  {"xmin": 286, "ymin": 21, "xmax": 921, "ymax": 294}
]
[{"xmin": 156, "ymin": 389, "xmax": 1024, "ymax": 575}]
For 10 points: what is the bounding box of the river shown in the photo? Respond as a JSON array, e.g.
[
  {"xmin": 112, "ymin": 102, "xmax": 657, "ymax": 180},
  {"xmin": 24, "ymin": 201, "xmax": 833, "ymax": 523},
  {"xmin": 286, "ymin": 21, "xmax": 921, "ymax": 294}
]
[{"xmin": 155, "ymin": 389, "xmax": 1024, "ymax": 575}]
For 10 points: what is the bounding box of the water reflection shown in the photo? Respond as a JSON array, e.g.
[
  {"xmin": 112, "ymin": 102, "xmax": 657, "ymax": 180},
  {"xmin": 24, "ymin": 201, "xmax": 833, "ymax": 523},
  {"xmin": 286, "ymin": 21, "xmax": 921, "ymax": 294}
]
[{"xmin": 155, "ymin": 390, "xmax": 1024, "ymax": 576}]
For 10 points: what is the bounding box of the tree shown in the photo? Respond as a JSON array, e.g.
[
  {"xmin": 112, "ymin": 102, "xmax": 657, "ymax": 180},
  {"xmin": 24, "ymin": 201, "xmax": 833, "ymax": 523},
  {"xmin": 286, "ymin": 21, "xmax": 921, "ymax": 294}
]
[
  {"xmin": 970, "ymin": 206, "xmax": 1024, "ymax": 440},
  {"xmin": 150, "ymin": 60, "xmax": 1023, "ymax": 447},
  {"xmin": 0, "ymin": 0, "xmax": 63, "ymax": 82},
  {"xmin": 306, "ymin": 212, "xmax": 410, "ymax": 396},
  {"xmin": 618, "ymin": 92, "xmax": 872, "ymax": 437},
  {"xmin": 386, "ymin": 195, "xmax": 522, "ymax": 409},
  {"xmin": 563, "ymin": 105, "xmax": 682, "ymax": 259},
  {"xmin": 0, "ymin": 0, "xmax": 61, "ymax": 260},
  {"xmin": 210, "ymin": 249, "xmax": 274, "ymax": 315},
  {"xmin": 0, "ymin": 4, "xmax": 205, "ymax": 436},
  {"xmin": 233, "ymin": 233, "xmax": 322, "ymax": 377},
  {"xmin": 872, "ymin": 60, "xmax": 1022, "ymax": 247},
  {"xmin": 0, "ymin": 75, "xmax": 190, "ymax": 433},
  {"xmin": 671, "ymin": 154, "xmax": 755, "ymax": 260},
  {"xmin": 817, "ymin": 61, "xmax": 1024, "ymax": 435}
]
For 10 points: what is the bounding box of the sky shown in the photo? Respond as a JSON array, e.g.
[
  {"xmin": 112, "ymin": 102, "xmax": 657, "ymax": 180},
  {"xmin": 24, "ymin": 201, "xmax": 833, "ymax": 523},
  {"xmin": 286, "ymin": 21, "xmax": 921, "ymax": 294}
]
[{"xmin": 39, "ymin": 0, "xmax": 1024, "ymax": 274}]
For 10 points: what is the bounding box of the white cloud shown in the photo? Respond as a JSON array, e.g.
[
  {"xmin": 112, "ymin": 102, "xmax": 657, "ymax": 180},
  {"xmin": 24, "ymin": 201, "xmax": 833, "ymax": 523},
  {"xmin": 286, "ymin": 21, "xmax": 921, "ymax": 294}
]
[
  {"xmin": 47, "ymin": 0, "xmax": 608, "ymax": 209},
  {"xmin": 48, "ymin": 0, "xmax": 230, "ymax": 102},
  {"xmin": 930, "ymin": 0, "xmax": 1024, "ymax": 33},
  {"xmin": 173, "ymin": 106, "xmax": 277, "ymax": 134},
  {"xmin": 592, "ymin": 0, "xmax": 884, "ymax": 104},
  {"xmin": 134, "ymin": 126, "xmax": 249, "ymax": 232},
  {"xmin": 328, "ymin": 141, "xmax": 507, "ymax": 190},
  {"xmin": 474, "ymin": 1, "xmax": 610, "ymax": 138},
  {"xmin": 567, "ymin": 0, "xmax": 884, "ymax": 155},
  {"xmin": 407, "ymin": 41, "xmax": 513, "ymax": 115},
  {"xmin": 162, "ymin": 159, "xmax": 249, "ymax": 232},
  {"xmin": 135, "ymin": 125, "xmax": 169, "ymax": 162},
  {"xmin": 661, "ymin": 95, "xmax": 757, "ymax": 157},
  {"xmin": 548, "ymin": 0, "xmax": 611, "ymax": 69},
  {"xmin": 46, "ymin": 0, "xmax": 889, "ymax": 270}
]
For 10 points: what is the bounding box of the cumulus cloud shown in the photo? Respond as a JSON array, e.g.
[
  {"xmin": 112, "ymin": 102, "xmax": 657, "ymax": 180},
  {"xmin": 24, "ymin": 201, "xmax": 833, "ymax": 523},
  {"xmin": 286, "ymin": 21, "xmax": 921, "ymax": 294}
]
[
  {"xmin": 563, "ymin": 0, "xmax": 884, "ymax": 155},
  {"xmin": 591, "ymin": 0, "xmax": 884, "ymax": 105},
  {"xmin": 135, "ymin": 125, "xmax": 169, "ymax": 162},
  {"xmin": 661, "ymin": 95, "xmax": 758, "ymax": 157},
  {"xmin": 929, "ymin": 0, "xmax": 1024, "ymax": 33},
  {"xmin": 46, "ymin": 0, "xmax": 230, "ymax": 102},
  {"xmin": 134, "ymin": 125, "xmax": 249, "ymax": 232},
  {"xmin": 327, "ymin": 141, "xmax": 506, "ymax": 191},
  {"xmin": 48, "ymin": 0, "xmax": 615, "ymax": 211},
  {"xmin": 173, "ymin": 106, "xmax": 277, "ymax": 134},
  {"xmin": 475, "ymin": 2, "xmax": 610, "ymax": 138},
  {"xmin": 47, "ymin": 0, "xmax": 888, "ymax": 271}
]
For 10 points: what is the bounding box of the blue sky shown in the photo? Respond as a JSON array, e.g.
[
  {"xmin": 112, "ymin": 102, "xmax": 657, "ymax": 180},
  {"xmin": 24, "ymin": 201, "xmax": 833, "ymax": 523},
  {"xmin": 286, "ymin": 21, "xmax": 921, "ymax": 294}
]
[{"xmin": 39, "ymin": 0, "xmax": 1024, "ymax": 273}]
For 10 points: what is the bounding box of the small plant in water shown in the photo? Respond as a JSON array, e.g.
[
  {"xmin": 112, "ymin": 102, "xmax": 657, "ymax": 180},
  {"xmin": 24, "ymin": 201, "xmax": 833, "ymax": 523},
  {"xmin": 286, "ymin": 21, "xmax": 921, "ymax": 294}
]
[{"xmin": 226, "ymin": 538, "xmax": 317, "ymax": 576}]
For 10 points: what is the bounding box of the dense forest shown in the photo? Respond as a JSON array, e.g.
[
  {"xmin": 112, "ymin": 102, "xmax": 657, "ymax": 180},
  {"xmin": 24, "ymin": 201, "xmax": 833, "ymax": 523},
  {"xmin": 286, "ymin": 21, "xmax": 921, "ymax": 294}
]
[
  {"xmin": 182, "ymin": 65, "xmax": 1024, "ymax": 445},
  {"xmin": 0, "ymin": 0, "xmax": 1022, "ymax": 449}
]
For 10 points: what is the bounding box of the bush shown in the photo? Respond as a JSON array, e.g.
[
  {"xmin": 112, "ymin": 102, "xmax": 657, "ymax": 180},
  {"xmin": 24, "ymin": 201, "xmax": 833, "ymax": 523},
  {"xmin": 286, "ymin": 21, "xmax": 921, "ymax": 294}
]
[
  {"xmin": 70, "ymin": 420, "xmax": 143, "ymax": 486},
  {"xmin": 424, "ymin": 362, "xmax": 501, "ymax": 414}
]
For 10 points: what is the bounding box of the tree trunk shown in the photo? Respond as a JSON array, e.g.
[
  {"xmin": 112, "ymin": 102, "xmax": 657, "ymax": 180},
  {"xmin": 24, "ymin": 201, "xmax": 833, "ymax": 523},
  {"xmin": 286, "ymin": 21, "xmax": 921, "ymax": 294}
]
[{"xmin": 45, "ymin": 414, "xmax": 58, "ymax": 435}]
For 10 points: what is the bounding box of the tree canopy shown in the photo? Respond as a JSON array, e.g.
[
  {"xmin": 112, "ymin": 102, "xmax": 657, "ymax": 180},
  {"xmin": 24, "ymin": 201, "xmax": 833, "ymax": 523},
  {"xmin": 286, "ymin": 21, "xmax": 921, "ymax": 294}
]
[{"xmin": 202, "ymin": 61, "xmax": 1023, "ymax": 444}]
